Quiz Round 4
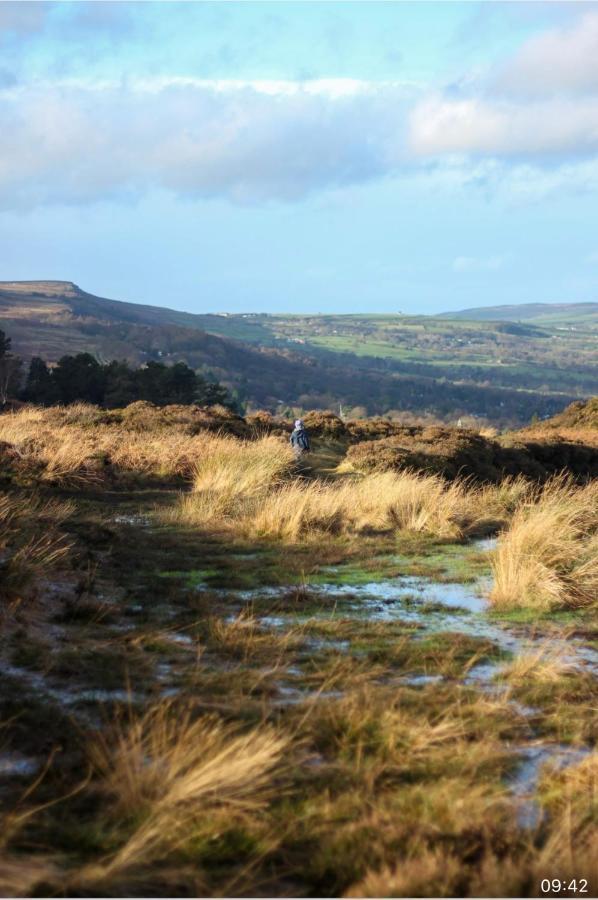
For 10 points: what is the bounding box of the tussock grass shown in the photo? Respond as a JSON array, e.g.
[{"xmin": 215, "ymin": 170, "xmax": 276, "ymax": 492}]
[
  {"xmin": 301, "ymin": 683, "xmax": 517, "ymax": 780},
  {"xmin": 344, "ymin": 847, "xmax": 462, "ymax": 897},
  {"xmin": 185, "ymin": 434, "xmax": 294, "ymax": 521},
  {"xmin": 0, "ymin": 855, "xmax": 58, "ymax": 898},
  {"xmin": 490, "ymin": 477, "xmax": 598, "ymax": 609},
  {"xmin": 0, "ymin": 746, "xmax": 63, "ymax": 897},
  {"xmin": 178, "ymin": 447, "xmax": 517, "ymax": 540},
  {"xmin": 0, "ymin": 405, "xmax": 262, "ymax": 485},
  {"xmin": 252, "ymin": 467, "xmax": 504, "ymax": 539},
  {"xmin": 0, "ymin": 491, "xmax": 73, "ymax": 604},
  {"xmin": 539, "ymin": 752, "xmax": 598, "ymax": 826},
  {"xmin": 341, "ymin": 751, "xmax": 598, "ymax": 898},
  {"xmin": 201, "ymin": 609, "xmax": 305, "ymax": 662},
  {"xmin": 80, "ymin": 701, "xmax": 290, "ymax": 885}
]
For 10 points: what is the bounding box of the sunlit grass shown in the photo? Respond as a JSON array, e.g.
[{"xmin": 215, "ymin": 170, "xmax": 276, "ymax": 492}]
[{"xmin": 490, "ymin": 476, "xmax": 598, "ymax": 609}]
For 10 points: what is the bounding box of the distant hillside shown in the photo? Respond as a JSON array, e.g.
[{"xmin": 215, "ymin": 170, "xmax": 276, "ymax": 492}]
[
  {"xmin": 0, "ymin": 280, "xmax": 591, "ymax": 427},
  {"xmin": 439, "ymin": 302, "xmax": 598, "ymax": 325},
  {"xmin": 0, "ymin": 280, "xmax": 272, "ymax": 342}
]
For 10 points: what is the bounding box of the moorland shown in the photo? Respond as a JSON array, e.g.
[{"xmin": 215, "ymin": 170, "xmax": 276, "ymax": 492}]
[{"xmin": 0, "ymin": 398, "xmax": 597, "ymax": 898}]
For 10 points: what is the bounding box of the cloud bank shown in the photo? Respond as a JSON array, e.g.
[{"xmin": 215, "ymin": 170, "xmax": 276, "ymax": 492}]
[
  {"xmin": 3, "ymin": 9, "xmax": 598, "ymax": 209},
  {"xmin": 495, "ymin": 11, "xmax": 598, "ymax": 97},
  {"xmin": 0, "ymin": 79, "xmax": 412, "ymax": 208}
]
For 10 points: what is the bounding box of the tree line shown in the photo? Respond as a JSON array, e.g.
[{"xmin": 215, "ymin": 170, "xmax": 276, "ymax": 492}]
[{"xmin": 0, "ymin": 329, "xmax": 238, "ymax": 410}]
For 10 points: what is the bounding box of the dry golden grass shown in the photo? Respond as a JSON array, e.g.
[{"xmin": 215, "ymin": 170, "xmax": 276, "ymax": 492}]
[
  {"xmin": 0, "ymin": 750, "xmax": 64, "ymax": 897},
  {"xmin": 80, "ymin": 701, "xmax": 290, "ymax": 885},
  {"xmin": 500, "ymin": 642, "xmax": 578, "ymax": 684},
  {"xmin": 344, "ymin": 846, "xmax": 462, "ymax": 897},
  {"xmin": 202, "ymin": 609, "xmax": 306, "ymax": 663},
  {"xmin": 0, "ymin": 406, "xmax": 532, "ymax": 544},
  {"xmin": 186, "ymin": 434, "xmax": 294, "ymax": 521},
  {"xmin": 178, "ymin": 450, "xmax": 515, "ymax": 540},
  {"xmin": 0, "ymin": 491, "xmax": 73, "ymax": 603},
  {"xmin": 539, "ymin": 752, "xmax": 598, "ymax": 826},
  {"xmin": 490, "ymin": 477, "xmax": 598, "ymax": 609},
  {"xmin": 343, "ymin": 752, "xmax": 598, "ymax": 898},
  {"xmin": 0, "ymin": 404, "xmax": 258, "ymax": 484},
  {"xmin": 0, "ymin": 855, "xmax": 59, "ymax": 898}
]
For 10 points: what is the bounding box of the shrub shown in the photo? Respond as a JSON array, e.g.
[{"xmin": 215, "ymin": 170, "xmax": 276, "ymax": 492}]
[
  {"xmin": 301, "ymin": 410, "xmax": 348, "ymax": 439},
  {"xmin": 345, "ymin": 427, "xmax": 598, "ymax": 483}
]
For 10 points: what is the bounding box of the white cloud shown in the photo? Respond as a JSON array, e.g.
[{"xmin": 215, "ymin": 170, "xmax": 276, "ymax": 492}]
[
  {"xmin": 405, "ymin": 9, "xmax": 598, "ymax": 187},
  {"xmin": 452, "ymin": 255, "xmax": 505, "ymax": 273},
  {"xmin": 5, "ymin": 33, "xmax": 598, "ymax": 213},
  {"xmin": 0, "ymin": 79, "xmax": 414, "ymax": 209},
  {"xmin": 409, "ymin": 95, "xmax": 598, "ymax": 159},
  {"xmin": 495, "ymin": 12, "xmax": 598, "ymax": 97}
]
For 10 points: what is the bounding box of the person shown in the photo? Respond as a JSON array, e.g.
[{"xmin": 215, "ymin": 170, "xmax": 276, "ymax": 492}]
[{"xmin": 290, "ymin": 418, "xmax": 310, "ymax": 458}]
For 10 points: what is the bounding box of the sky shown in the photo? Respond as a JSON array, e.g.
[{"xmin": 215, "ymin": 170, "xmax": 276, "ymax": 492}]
[{"xmin": 2, "ymin": 1, "xmax": 598, "ymax": 315}]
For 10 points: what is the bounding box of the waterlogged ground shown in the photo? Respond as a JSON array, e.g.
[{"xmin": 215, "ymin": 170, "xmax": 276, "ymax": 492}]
[{"xmin": 1, "ymin": 490, "xmax": 597, "ymax": 897}]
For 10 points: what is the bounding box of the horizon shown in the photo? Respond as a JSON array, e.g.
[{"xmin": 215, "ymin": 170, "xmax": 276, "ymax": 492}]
[
  {"xmin": 3, "ymin": 277, "xmax": 598, "ymax": 319},
  {"xmin": 3, "ymin": 2, "xmax": 598, "ymax": 314}
]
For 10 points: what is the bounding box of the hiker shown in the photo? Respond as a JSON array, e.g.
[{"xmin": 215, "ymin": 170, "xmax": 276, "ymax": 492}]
[{"xmin": 290, "ymin": 418, "xmax": 310, "ymax": 458}]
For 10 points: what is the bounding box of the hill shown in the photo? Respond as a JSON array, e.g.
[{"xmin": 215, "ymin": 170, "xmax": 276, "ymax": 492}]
[
  {"xmin": 0, "ymin": 281, "xmax": 594, "ymax": 427},
  {"xmin": 0, "ymin": 280, "xmax": 273, "ymax": 342},
  {"xmin": 439, "ymin": 301, "xmax": 598, "ymax": 325}
]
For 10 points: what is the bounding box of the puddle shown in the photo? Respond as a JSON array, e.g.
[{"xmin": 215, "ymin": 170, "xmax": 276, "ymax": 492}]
[
  {"xmin": 231, "ymin": 569, "xmax": 597, "ymax": 678},
  {"xmin": 69, "ymin": 689, "xmax": 142, "ymax": 705},
  {"xmin": 473, "ymin": 536, "xmax": 498, "ymax": 552},
  {"xmin": 234, "ymin": 553, "xmax": 598, "ymax": 825},
  {"xmin": 167, "ymin": 632, "xmax": 196, "ymax": 647},
  {"xmin": 0, "ymin": 662, "xmax": 144, "ymax": 711},
  {"xmin": 0, "ymin": 752, "xmax": 41, "ymax": 778},
  {"xmin": 509, "ymin": 744, "xmax": 591, "ymax": 828},
  {"xmin": 331, "ymin": 577, "xmax": 491, "ymax": 614},
  {"xmin": 112, "ymin": 514, "xmax": 150, "ymax": 527},
  {"xmin": 273, "ymin": 681, "xmax": 344, "ymax": 707},
  {"xmin": 402, "ymin": 674, "xmax": 444, "ymax": 686}
]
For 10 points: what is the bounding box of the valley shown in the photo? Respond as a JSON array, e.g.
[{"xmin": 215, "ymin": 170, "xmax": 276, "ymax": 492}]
[{"xmin": 1, "ymin": 281, "xmax": 596, "ymax": 426}]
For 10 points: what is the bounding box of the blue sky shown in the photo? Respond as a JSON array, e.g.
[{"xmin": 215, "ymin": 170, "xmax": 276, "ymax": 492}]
[{"xmin": 2, "ymin": 1, "xmax": 598, "ymax": 314}]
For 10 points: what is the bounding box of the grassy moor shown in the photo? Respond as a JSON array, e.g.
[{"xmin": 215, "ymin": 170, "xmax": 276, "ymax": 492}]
[{"xmin": 0, "ymin": 397, "xmax": 596, "ymax": 897}]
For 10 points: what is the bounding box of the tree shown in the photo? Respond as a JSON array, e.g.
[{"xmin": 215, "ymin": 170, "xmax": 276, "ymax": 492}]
[
  {"xmin": 0, "ymin": 330, "xmax": 11, "ymax": 358},
  {"xmin": 195, "ymin": 373, "xmax": 238, "ymax": 410},
  {"xmin": 52, "ymin": 353, "xmax": 105, "ymax": 404},
  {"xmin": 0, "ymin": 329, "xmax": 23, "ymax": 406},
  {"xmin": 104, "ymin": 360, "xmax": 138, "ymax": 408},
  {"xmin": 13, "ymin": 345, "xmax": 235, "ymax": 412},
  {"xmin": 136, "ymin": 361, "xmax": 171, "ymax": 404},
  {"xmin": 164, "ymin": 362, "xmax": 197, "ymax": 404},
  {"xmin": 136, "ymin": 360, "xmax": 203, "ymax": 406},
  {"xmin": 22, "ymin": 357, "xmax": 59, "ymax": 405}
]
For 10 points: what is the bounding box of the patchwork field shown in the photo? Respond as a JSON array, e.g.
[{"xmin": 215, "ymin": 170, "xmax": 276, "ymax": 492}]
[{"xmin": 0, "ymin": 403, "xmax": 597, "ymax": 898}]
